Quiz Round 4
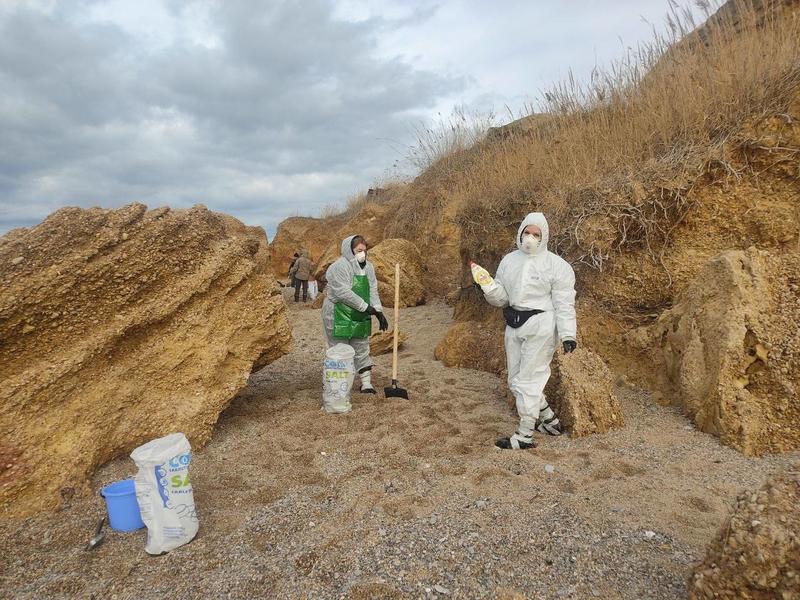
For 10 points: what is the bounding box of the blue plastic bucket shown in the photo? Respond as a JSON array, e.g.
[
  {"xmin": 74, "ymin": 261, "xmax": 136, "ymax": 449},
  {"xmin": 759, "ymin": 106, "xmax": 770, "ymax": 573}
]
[{"xmin": 101, "ymin": 479, "xmax": 145, "ymax": 532}]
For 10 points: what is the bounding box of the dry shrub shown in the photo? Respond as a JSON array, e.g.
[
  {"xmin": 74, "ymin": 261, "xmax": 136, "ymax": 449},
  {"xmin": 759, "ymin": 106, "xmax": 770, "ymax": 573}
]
[
  {"xmin": 448, "ymin": 0, "xmax": 800, "ymax": 273},
  {"xmin": 404, "ymin": 105, "xmax": 497, "ymax": 172}
]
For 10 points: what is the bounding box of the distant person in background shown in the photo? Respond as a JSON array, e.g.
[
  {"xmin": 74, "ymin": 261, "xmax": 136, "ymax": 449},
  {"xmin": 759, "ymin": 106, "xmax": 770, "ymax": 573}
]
[
  {"xmin": 288, "ymin": 252, "xmax": 300, "ymax": 288},
  {"xmin": 289, "ymin": 250, "xmax": 314, "ymax": 303}
]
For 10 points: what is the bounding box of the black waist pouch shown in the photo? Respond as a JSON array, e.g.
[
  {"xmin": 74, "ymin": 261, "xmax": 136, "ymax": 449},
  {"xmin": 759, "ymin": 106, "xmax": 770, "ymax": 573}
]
[{"xmin": 503, "ymin": 306, "xmax": 544, "ymax": 328}]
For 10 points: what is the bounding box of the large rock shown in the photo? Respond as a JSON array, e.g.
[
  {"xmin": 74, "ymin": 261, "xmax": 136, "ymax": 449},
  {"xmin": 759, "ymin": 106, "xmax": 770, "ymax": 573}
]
[
  {"xmin": 370, "ymin": 329, "xmax": 408, "ymax": 356},
  {"xmin": 269, "ymin": 216, "xmax": 342, "ymax": 277},
  {"xmin": 0, "ymin": 204, "xmax": 292, "ymax": 516},
  {"xmin": 368, "ymin": 238, "xmax": 426, "ymax": 308},
  {"xmin": 689, "ymin": 464, "xmax": 800, "ymax": 599},
  {"xmin": 311, "ymin": 291, "xmax": 326, "ymax": 309},
  {"xmin": 544, "ymin": 349, "xmax": 624, "ymax": 437},
  {"xmin": 627, "ymin": 248, "xmax": 800, "ymax": 455}
]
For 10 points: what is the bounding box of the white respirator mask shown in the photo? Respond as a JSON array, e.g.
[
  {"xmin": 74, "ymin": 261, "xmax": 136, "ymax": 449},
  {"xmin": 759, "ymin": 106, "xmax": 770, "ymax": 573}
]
[
  {"xmin": 521, "ymin": 234, "xmax": 540, "ymax": 254},
  {"xmin": 354, "ymin": 250, "xmax": 366, "ymax": 263}
]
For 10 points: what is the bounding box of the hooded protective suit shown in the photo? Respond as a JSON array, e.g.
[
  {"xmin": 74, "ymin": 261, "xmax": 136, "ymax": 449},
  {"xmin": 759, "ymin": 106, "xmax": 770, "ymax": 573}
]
[
  {"xmin": 480, "ymin": 213, "xmax": 577, "ymax": 437},
  {"xmin": 322, "ymin": 235, "xmax": 383, "ymax": 375}
]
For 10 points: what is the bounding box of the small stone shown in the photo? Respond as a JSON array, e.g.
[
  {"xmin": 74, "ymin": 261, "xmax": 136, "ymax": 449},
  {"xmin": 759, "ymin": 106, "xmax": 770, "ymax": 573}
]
[
  {"xmin": 122, "ymin": 232, "xmax": 128, "ymax": 240},
  {"xmin": 644, "ymin": 530, "xmax": 656, "ymax": 540},
  {"xmin": 11, "ymin": 256, "xmax": 24, "ymax": 265},
  {"xmin": 320, "ymin": 451, "xmax": 327, "ymax": 456},
  {"xmin": 22, "ymin": 324, "xmax": 35, "ymax": 334},
  {"xmin": 308, "ymin": 521, "xmax": 315, "ymax": 528},
  {"xmin": 475, "ymin": 499, "xmax": 488, "ymax": 509},
  {"xmin": 433, "ymin": 585, "xmax": 450, "ymax": 595},
  {"xmin": 751, "ymin": 520, "xmax": 761, "ymax": 528},
  {"xmin": 379, "ymin": 528, "xmax": 387, "ymax": 536},
  {"xmin": 545, "ymin": 465, "xmax": 555, "ymax": 474}
]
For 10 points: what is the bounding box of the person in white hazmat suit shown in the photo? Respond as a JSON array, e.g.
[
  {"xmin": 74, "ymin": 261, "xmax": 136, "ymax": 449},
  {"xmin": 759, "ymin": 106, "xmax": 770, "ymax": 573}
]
[
  {"xmin": 323, "ymin": 235, "xmax": 389, "ymax": 393},
  {"xmin": 473, "ymin": 212, "xmax": 577, "ymax": 449}
]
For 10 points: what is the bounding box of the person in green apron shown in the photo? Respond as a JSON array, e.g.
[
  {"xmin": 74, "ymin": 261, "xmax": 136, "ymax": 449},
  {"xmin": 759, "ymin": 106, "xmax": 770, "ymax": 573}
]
[{"xmin": 322, "ymin": 234, "xmax": 389, "ymax": 393}]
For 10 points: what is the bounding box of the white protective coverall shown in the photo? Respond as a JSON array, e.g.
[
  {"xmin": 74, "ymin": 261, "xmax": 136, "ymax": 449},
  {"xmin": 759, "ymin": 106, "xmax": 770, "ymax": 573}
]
[
  {"xmin": 322, "ymin": 235, "xmax": 383, "ymax": 376},
  {"xmin": 481, "ymin": 213, "xmax": 577, "ymax": 437}
]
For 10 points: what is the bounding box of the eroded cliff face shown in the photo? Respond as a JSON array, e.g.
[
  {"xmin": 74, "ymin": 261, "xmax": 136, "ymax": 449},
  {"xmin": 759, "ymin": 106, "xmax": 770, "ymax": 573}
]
[
  {"xmin": 269, "ymin": 215, "xmax": 345, "ymax": 277},
  {"xmin": 0, "ymin": 203, "xmax": 292, "ymax": 516},
  {"xmin": 438, "ymin": 95, "xmax": 800, "ymax": 455},
  {"xmin": 627, "ymin": 248, "xmax": 800, "ymax": 456}
]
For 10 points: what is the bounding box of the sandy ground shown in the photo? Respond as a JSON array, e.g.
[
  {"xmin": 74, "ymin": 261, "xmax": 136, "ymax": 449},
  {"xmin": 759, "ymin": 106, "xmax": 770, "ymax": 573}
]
[{"xmin": 2, "ymin": 301, "xmax": 798, "ymax": 600}]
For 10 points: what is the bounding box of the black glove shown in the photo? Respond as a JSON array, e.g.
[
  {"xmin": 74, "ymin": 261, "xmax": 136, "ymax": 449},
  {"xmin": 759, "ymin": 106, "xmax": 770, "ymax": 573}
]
[
  {"xmin": 364, "ymin": 305, "xmax": 378, "ymax": 316},
  {"xmin": 376, "ymin": 311, "xmax": 389, "ymax": 331},
  {"xmin": 563, "ymin": 340, "xmax": 577, "ymax": 354}
]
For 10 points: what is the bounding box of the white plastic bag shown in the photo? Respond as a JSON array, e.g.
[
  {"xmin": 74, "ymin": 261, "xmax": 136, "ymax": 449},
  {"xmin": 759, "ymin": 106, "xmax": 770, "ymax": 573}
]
[
  {"xmin": 308, "ymin": 279, "xmax": 319, "ymax": 300},
  {"xmin": 131, "ymin": 432, "xmax": 199, "ymax": 555},
  {"xmin": 323, "ymin": 343, "xmax": 355, "ymax": 413}
]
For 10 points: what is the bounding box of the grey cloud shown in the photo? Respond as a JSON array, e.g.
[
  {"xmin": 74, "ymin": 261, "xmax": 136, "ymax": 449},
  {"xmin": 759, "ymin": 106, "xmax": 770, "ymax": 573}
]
[{"xmin": 0, "ymin": 0, "xmax": 465, "ymax": 238}]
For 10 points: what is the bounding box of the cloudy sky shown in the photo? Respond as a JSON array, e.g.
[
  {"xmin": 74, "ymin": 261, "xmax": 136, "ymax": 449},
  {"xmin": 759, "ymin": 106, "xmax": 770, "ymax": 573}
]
[{"xmin": 0, "ymin": 0, "xmax": 704, "ymax": 239}]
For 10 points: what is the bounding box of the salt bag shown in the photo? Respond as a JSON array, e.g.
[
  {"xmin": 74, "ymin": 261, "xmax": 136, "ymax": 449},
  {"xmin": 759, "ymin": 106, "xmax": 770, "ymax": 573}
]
[
  {"xmin": 131, "ymin": 432, "xmax": 199, "ymax": 555},
  {"xmin": 322, "ymin": 343, "xmax": 356, "ymax": 413}
]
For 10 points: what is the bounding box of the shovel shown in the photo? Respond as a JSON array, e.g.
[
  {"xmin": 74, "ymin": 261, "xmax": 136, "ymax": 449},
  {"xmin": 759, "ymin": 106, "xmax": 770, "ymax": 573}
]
[
  {"xmin": 384, "ymin": 263, "xmax": 409, "ymax": 400},
  {"xmin": 85, "ymin": 516, "xmax": 106, "ymax": 551}
]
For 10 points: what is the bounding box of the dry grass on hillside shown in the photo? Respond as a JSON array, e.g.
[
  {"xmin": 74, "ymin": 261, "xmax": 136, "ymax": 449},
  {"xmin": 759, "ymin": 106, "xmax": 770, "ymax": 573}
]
[
  {"xmin": 397, "ymin": 1, "xmax": 800, "ymax": 273},
  {"xmin": 317, "ymin": 181, "xmax": 405, "ymax": 221}
]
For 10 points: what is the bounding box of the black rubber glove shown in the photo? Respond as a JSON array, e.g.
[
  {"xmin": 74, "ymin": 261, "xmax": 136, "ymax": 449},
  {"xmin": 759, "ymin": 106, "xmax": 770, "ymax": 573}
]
[
  {"xmin": 364, "ymin": 305, "xmax": 378, "ymax": 316},
  {"xmin": 376, "ymin": 311, "xmax": 389, "ymax": 331},
  {"xmin": 563, "ymin": 340, "xmax": 577, "ymax": 354}
]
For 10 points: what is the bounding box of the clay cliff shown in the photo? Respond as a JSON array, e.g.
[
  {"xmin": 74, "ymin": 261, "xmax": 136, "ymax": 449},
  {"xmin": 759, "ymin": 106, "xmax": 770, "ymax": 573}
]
[{"xmin": 269, "ymin": 215, "xmax": 344, "ymax": 277}]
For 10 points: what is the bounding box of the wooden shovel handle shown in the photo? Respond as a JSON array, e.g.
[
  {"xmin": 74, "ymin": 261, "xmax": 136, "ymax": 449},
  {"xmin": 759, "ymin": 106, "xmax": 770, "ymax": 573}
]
[{"xmin": 392, "ymin": 263, "xmax": 400, "ymax": 381}]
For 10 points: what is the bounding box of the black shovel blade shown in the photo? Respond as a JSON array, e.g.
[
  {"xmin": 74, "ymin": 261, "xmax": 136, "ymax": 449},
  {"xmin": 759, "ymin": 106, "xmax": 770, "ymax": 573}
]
[{"xmin": 384, "ymin": 380, "xmax": 409, "ymax": 400}]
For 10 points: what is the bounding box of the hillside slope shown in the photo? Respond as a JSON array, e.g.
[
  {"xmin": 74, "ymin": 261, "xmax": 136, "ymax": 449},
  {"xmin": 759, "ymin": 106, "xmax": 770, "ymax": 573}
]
[{"xmin": 273, "ymin": 0, "xmax": 800, "ymax": 455}]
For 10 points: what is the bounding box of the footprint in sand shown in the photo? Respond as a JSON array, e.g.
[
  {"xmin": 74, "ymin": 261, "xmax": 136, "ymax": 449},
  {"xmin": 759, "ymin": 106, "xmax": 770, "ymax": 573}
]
[
  {"xmin": 591, "ymin": 460, "xmax": 647, "ymax": 481},
  {"xmin": 683, "ymin": 495, "xmax": 713, "ymax": 513}
]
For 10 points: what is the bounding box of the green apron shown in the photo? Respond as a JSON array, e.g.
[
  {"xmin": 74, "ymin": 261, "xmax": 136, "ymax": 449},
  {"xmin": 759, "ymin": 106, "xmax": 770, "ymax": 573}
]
[{"xmin": 333, "ymin": 274, "xmax": 372, "ymax": 339}]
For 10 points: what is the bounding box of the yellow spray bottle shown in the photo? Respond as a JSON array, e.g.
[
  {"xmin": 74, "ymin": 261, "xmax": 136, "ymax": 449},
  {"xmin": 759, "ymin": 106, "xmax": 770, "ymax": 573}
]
[{"xmin": 469, "ymin": 261, "xmax": 494, "ymax": 286}]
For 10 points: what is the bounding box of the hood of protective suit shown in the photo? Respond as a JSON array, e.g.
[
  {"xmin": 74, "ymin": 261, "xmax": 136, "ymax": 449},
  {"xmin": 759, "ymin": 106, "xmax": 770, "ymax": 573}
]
[
  {"xmin": 516, "ymin": 212, "xmax": 549, "ymax": 255},
  {"xmin": 340, "ymin": 235, "xmax": 359, "ymax": 261}
]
